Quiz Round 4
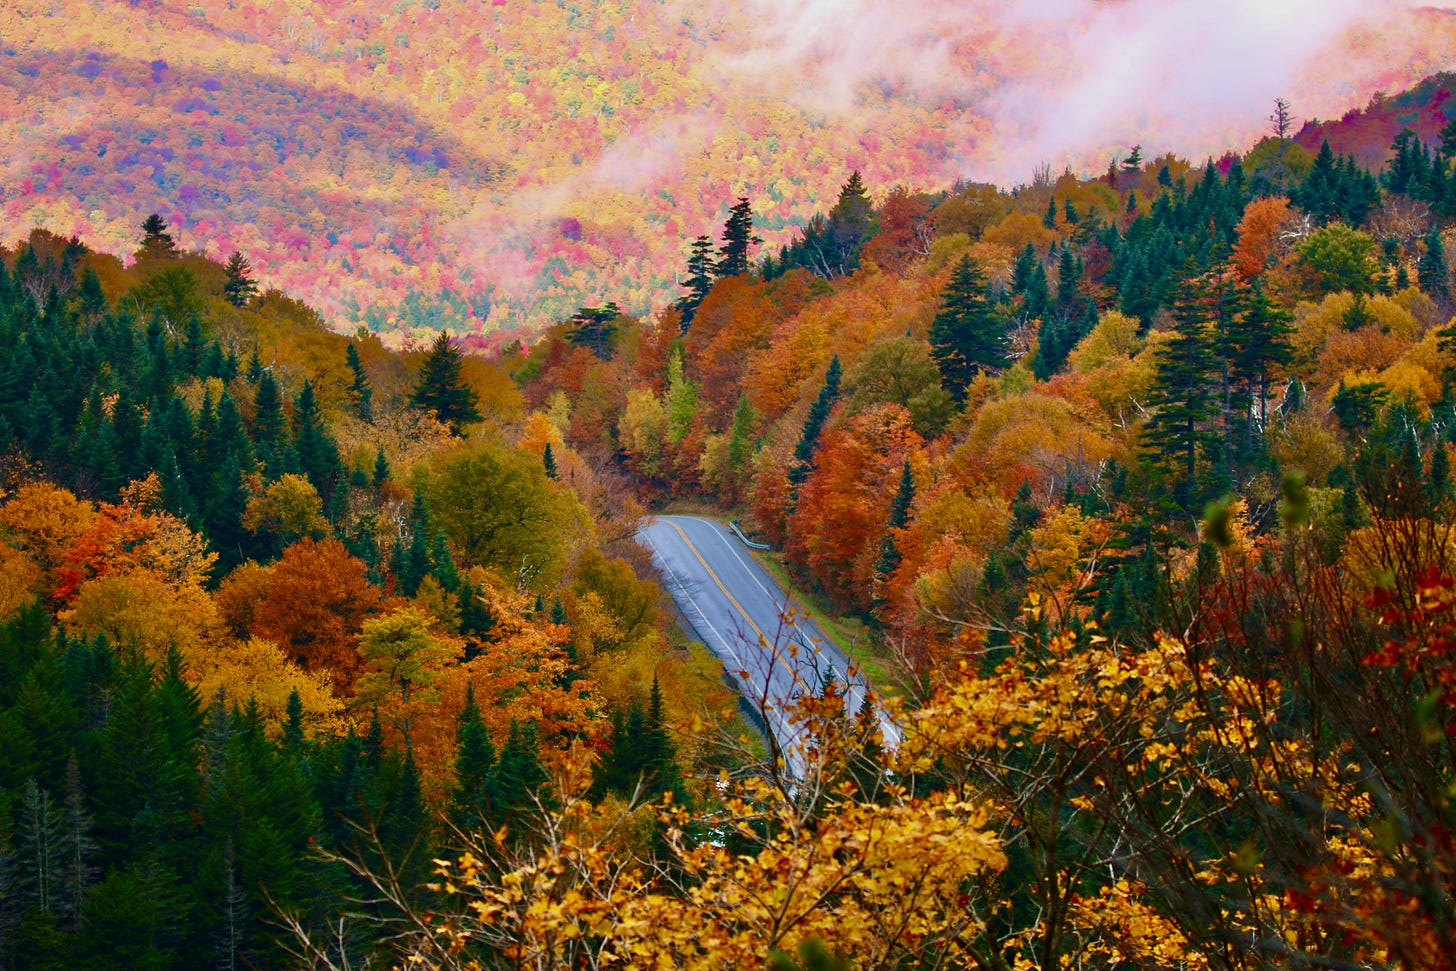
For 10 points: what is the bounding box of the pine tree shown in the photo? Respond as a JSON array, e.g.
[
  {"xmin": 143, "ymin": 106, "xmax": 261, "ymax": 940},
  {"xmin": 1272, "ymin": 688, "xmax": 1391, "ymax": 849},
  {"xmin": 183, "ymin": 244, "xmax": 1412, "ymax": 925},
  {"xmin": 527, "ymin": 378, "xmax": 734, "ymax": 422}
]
[
  {"xmin": 345, "ymin": 342, "xmax": 374, "ymax": 421},
  {"xmin": 449, "ymin": 685, "xmax": 496, "ymax": 833},
  {"xmin": 677, "ymin": 234, "xmax": 716, "ymax": 330},
  {"xmin": 138, "ymin": 214, "xmax": 178, "ymax": 260},
  {"xmin": 222, "ymin": 252, "xmax": 258, "ymax": 308},
  {"xmin": 411, "ymin": 331, "xmax": 481, "ymax": 434},
  {"xmin": 565, "ymin": 304, "xmax": 620, "ymax": 360},
  {"xmin": 788, "ymin": 355, "xmax": 842, "ymax": 489},
  {"xmin": 1419, "ymin": 225, "xmax": 1450, "ymax": 305},
  {"xmin": 929, "ymin": 255, "xmax": 1002, "ymax": 400},
  {"xmin": 716, "ymin": 197, "xmax": 758, "ymax": 279},
  {"xmin": 372, "ymin": 446, "xmax": 391, "ymax": 488},
  {"xmin": 1143, "ymin": 271, "xmax": 1220, "ymax": 509},
  {"xmin": 542, "ymin": 441, "xmax": 558, "ymax": 479}
]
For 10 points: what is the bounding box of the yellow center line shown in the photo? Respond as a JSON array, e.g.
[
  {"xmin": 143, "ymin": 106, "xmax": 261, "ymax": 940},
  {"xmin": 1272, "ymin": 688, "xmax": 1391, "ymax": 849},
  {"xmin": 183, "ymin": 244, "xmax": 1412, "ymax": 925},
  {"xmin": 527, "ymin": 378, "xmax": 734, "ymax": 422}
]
[{"xmin": 666, "ymin": 519, "xmax": 770, "ymax": 648}]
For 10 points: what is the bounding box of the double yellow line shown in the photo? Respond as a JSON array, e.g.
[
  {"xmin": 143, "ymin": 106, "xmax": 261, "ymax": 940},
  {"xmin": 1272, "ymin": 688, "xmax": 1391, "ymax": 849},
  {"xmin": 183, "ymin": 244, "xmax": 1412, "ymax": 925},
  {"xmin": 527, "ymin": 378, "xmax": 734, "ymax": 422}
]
[{"xmin": 666, "ymin": 519, "xmax": 770, "ymax": 647}]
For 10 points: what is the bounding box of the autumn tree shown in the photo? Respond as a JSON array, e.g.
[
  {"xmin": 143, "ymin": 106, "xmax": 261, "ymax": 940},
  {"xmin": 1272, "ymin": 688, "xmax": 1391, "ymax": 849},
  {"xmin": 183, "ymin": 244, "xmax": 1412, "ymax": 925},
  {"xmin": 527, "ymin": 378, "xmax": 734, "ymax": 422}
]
[
  {"xmin": 420, "ymin": 441, "xmax": 590, "ymax": 590},
  {"xmin": 411, "ymin": 332, "xmax": 482, "ymax": 435},
  {"xmin": 356, "ymin": 606, "xmax": 463, "ymax": 740},
  {"xmin": 241, "ymin": 538, "xmax": 381, "ymax": 686}
]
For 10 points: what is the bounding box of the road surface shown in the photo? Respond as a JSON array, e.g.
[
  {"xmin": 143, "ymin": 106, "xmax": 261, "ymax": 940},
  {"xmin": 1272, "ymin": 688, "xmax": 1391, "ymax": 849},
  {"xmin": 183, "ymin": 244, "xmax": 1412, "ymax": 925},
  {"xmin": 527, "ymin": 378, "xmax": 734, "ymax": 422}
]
[{"xmin": 636, "ymin": 515, "xmax": 897, "ymax": 775}]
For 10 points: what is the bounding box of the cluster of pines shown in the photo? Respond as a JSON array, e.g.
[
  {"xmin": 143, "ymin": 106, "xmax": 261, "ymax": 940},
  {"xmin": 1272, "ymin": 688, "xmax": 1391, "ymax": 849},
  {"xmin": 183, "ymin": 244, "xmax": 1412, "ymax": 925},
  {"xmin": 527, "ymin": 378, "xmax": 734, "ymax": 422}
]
[{"xmin": 0, "ymin": 231, "xmax": 689, "ymax": 969}]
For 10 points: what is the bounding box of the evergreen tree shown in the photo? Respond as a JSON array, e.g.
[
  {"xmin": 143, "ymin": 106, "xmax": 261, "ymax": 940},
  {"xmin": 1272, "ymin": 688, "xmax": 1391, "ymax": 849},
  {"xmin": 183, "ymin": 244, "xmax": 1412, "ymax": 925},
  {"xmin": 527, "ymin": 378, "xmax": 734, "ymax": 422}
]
[
  {"xmin": 1419, "ymin": 225, "xmax": 1450, "ymax": 305},
  {"xmin": 291, "ymin": 381, "xmax": 341, "ymax": 506},
  {"xmin": 1143, "ymin": 271, "xmax": 1220, "ymax": 508},
  {"xmin": 410, "ymin": 331, "xmax": 481, "ymax": 434},
  {"xmin": 491, "ymin": 722, "xmax": 552, "ymax": 836},
  {"xmin": 565, "ymin": 303, "xmax": 620, "ymax": 360},
  {"xmin": 677, "ymin": 234, "xmax": 716, "ymax": 330},
  {"xmin": 873, "ymin": 460, "xmax": 915, "ymax": 587},
  {"xmin": 788, "ymin": 355, "xmax": 842, "ymax": 489},
  {"xmin": 716, "ymin": 197, "xmax": 758, "ymax": 279},
  {"xmin": 542, "ymin": 441, "xmax": 558, "ymax": 480},
  {"xmin": 449, "ymin": 685, "xmax": 495, "ymax": 834},
  {"xmin": 222, "ymin": 252, "xmax": 258, "ymax": 308},
  {"xmin": 251, "ymin": 368, "xmax": 284, "ymax": 452},
  {"xmin": 345, "ymin": 342, "xmax": 374, "ymax": 421},
  {"xmin": 929, "ymin": 255, "xmax": 1002, "ymax": 400},
  {"xmin": 138, "ymin": 214, "xmax": 178, "ymax": 260}
]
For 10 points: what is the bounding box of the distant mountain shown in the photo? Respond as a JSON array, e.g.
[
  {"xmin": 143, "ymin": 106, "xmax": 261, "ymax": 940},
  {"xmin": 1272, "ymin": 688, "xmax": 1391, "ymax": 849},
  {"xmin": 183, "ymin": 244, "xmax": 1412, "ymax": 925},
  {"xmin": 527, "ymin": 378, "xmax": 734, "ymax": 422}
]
[
  {"xmin": 1295, "ymin": 72, "xmax": 1456, "ymax": 170},
  {"xmin": 3, "ymin": 1, "xmax": 1455, "ymax": 345}
]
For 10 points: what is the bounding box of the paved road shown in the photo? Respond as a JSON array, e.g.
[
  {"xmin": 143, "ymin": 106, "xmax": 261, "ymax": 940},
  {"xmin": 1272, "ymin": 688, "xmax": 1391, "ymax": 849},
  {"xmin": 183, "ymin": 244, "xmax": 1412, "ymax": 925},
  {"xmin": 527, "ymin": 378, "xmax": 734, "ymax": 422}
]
[{"xmin": 636, "ymin": 515, "xmax": 897, "ymax": 775}]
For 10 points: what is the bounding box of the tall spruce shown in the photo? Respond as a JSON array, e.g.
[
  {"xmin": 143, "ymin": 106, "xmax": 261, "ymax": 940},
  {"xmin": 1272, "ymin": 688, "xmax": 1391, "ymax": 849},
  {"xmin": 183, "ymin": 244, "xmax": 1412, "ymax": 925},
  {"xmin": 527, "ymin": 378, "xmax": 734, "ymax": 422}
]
[
  {"xmin": 411, "ymin": 331, "xmax": 481, "ymax": 434},
  {"xmin": 345, "ymin": 342, "xmax": 374, "ymax": 421},
  {"xmin": 716, "ymin": 197, "xmax": 758, "ymax": 279},
  {"xmin": 1143, "ymin": 270, "xmax": 1220, "ymax": 508},
  {"xmin": 676, "ymin": 234, "xmax": 716, "ymax": 330},
  {"xmin": 221, "ymin": 252, "xmax": 258, "ymax": 307},
  {"xmin": 929, "ymin": 255, "xmax": 1002, "ymax": 400},
  {"xmin": 788, "ymin": 355, "xmax": 842, "ymax": 490}
]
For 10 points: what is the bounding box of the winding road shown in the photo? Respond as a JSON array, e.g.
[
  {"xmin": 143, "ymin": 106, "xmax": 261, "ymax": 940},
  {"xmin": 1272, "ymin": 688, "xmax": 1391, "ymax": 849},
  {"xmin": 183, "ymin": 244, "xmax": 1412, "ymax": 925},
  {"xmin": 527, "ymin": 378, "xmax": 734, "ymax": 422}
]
[{"xmin": 636, "ymin": 515, "xmax": 899, "ymax": 775}]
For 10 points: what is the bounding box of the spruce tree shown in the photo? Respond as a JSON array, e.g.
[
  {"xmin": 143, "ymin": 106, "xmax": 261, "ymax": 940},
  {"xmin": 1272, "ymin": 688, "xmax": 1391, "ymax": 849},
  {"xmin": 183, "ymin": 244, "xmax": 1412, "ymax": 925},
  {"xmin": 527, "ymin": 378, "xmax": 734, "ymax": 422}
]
[
  {"xmin": 716, "ymin": 197, "xmax": 758, "ymax": 279},
  {"xmin": 929, "ymin": 255, "xmax": 1002, "ymax": 400},
  {"xmin": 1419, "ymin": 225, "xmax": 1450, "ymax": 305},
  {"xmin": 491, "ymin": 722, "xmax": 552, "ymax": 836},
  {"xmin": 873, "ymin": 460, "xmax": 915, "ymax": 590},
  {"xmin": 222, "ymin": 252, "xmax": 258, "ymax": 308},
  {"xmin": 1142, "ymin": 271, "xmax": 1220, "ymax": 509},
  {"xmin": 449, "ymin": 685, "xmax": 495, "ymax": 833},
  {"xmin": 677, "ymin": 235, "xmax": 716, "ymax": 330},
  {"xmin": 345, "ymin": 343, "xmax": 373, "ymax": 421},
  {"xmin": 788, "ymin": 355, "xmax": 842, "ymax": 489},
  {"xmin": 411, "ymin": 331, "xmax": 481, "ymax": 434}
]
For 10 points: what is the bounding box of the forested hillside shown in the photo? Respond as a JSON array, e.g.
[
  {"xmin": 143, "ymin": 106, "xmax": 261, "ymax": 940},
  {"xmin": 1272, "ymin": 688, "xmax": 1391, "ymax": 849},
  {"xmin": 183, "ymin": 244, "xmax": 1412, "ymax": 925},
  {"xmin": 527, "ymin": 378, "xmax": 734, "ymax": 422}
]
[
  {"xmin": 4, "ymin": 0, "xmax": 1456, "ymax": 341},
  {"xmin": 10, "ymin": 60, "xmax": 1456, "ymax": 969},
  {"xmin": 0, "ymin": 224, "xmax": 735, "ymax": 967}
]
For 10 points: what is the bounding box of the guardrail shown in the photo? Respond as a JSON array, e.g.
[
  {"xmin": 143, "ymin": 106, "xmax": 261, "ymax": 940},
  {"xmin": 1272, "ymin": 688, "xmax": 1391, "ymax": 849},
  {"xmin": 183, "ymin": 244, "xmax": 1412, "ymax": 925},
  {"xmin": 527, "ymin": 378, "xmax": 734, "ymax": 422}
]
[{"xmin": 728, "ymin": 519, "xmax": 772, "ymax": 550}]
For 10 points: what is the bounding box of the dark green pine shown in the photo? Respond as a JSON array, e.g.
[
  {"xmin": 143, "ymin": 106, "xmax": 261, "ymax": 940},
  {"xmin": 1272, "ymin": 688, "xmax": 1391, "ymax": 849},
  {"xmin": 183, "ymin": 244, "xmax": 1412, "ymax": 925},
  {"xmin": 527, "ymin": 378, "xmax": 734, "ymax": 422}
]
[
  {"xmin": 346, "ymin": 342, "xmax": 373, "ymax": 422},
  {"xmin": 1142, "ymin": 269, "xmax": 1220, "ymax": 509},
  {"xmin": 449, "ymin": 684, "xmax": 496, "ymax": 834},
  {"xmin": 789, "ymin": 355, "xmax": 842, "ymax": 488},
  {"xmin": 410, "ymin": 331, "xmax": 481, "ymax": 434},
  {"xmin": 929, "ymin": 255, "xmax": 1003, "ymax": 400}
]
